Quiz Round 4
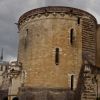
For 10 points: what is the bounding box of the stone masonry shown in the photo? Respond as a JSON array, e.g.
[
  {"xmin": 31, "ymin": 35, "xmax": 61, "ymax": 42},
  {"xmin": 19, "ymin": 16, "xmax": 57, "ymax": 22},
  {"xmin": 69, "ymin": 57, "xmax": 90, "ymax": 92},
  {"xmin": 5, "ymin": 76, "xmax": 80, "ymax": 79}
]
[{"xmin": 17, "ymin": 6, "xmax": 99, "ymax": 100}]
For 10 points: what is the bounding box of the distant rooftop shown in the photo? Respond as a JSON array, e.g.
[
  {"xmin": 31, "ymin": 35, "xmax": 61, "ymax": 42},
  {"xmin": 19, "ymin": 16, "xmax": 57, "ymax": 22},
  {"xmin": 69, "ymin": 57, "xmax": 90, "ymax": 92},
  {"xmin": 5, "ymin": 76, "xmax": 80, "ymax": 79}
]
[{"xmin": 0, "ymin": 61, "xmax": 9, "ymax": 65}]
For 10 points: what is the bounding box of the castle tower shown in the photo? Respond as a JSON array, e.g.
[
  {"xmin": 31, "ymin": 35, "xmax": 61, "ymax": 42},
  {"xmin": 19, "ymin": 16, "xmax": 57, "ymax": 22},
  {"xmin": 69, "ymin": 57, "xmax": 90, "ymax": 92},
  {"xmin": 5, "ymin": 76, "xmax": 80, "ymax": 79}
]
[{"xmin": 18, "ymin": 7, "xmax": 97, "ymax": 99}]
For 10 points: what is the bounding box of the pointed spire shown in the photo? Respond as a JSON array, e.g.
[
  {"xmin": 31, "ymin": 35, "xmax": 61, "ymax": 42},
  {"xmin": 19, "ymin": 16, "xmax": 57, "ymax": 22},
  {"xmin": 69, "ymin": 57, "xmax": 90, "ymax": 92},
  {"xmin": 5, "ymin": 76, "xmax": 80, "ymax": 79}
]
[{"xmin": 0, "ymin": 48, "xmax": 3, "ymax": 61}]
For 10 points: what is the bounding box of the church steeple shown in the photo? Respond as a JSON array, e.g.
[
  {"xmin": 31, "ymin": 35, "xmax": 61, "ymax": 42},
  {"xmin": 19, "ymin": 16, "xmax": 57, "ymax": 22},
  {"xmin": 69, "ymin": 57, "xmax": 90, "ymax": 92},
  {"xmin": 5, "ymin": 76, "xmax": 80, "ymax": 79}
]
[{"xmin": 0, "ymin": 48, "xmax": 3, "ymax": 61}]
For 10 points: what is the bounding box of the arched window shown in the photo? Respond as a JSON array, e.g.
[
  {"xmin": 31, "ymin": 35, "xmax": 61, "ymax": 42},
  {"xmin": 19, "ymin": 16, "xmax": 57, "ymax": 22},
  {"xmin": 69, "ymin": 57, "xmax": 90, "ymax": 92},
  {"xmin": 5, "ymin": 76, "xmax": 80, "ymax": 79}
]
[{"xmin": 13, "ymin": 97, "xmax": 19, "ymax": 100}]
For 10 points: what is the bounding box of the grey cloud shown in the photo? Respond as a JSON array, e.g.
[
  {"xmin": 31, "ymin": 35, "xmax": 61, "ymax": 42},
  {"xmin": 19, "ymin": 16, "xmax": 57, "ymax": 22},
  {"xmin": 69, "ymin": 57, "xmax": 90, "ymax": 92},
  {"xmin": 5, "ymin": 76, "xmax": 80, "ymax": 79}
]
[
  {"xmin": 0, "ymin": 0, "xmax": 46, "ymax": 61},
  {"xmin": 45, "ymin": 0, "xmax": 100, "ymax": 22},
  {"xmin": 0, "ymin": 0, "xmax": 100, "ymax": 61},
  {"xmin": 45, "ymin": 0, "xmax": 88, "ymax": 9}
]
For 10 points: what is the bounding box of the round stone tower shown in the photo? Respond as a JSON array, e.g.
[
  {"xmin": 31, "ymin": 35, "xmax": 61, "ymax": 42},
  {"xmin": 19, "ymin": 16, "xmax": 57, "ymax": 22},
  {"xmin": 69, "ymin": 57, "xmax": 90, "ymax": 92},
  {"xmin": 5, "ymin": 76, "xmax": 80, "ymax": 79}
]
[{"xmin": 18, "ymin": 6, "xmax": 97, "ymax": 99}]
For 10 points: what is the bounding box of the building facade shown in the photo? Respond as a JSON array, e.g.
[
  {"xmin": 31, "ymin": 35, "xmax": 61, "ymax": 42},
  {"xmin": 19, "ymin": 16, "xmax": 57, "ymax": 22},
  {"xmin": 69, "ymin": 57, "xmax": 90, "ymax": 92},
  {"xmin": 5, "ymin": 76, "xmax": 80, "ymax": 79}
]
[
  {"xmin": 0, "ymin": 61, "xmax": 9, "ymax": 100},
  {"xmin": 96, "ymin": 25, "xmax": 100, "ymax": 67},
  {"xmin": 0, "ymin": 61, "xmax": 22, "ymax": 100},
  {"xmin": 0, "ymin": 6, "xmax": 100, "ymax": 100},
  {"xmin": 17, "ymin": 6, "xmax": 100, "ymax": 100}
]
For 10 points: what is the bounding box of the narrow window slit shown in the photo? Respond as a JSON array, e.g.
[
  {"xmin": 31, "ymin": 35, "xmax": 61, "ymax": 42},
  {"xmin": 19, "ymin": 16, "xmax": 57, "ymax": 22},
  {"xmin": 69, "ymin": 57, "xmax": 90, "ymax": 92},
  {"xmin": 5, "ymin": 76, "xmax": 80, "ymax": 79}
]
[
  {"xmin": 78, "ymin": 17, "xmax": 80, "ymax": 24},
  {"xmin": 24, "ymin": 29, "xmax": 29, "ymax": 48},
  {"xmin": 70, "ymin": 29, "xmax": 74, "ymax": 45},
  {"xmin": 55, "ymin": 48, "xmax": 59, "ymax": 65},
  {"xmin": 71, "ymin": 75, "xmax": 74, "ymax": 90}
]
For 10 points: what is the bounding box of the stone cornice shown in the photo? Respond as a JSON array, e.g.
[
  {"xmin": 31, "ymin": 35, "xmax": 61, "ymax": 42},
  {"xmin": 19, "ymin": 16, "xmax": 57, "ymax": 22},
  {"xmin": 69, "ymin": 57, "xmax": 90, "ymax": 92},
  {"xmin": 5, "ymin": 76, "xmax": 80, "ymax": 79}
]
[{"xmin": 18, "ymin": 6, "xmax": 97, "ymax": 27}]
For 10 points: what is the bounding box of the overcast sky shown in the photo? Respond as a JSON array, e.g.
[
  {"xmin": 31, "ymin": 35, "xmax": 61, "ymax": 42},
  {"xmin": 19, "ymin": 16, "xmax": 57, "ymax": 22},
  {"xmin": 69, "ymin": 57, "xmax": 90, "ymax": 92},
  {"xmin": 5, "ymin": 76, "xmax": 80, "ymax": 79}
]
[{"xmin": 0, "ymin": 0, "xmax": 100, "ymax": 61}]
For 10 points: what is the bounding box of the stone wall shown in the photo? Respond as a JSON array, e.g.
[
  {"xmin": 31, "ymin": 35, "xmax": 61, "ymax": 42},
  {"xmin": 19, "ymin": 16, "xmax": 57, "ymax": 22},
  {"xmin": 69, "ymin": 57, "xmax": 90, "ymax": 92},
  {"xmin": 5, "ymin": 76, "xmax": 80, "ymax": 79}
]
[
  {"xmin": 18, "ymin": 7, "xmax": 97, "ymax": 89},
  {"xmin": 19, "ymin": 87, "xmax": 75, "ymax": 100},
  {"xmin": 96, "ymin": 25, "xmax": 100, "ymax": 67},
  {"xmin": 18, "ymin": 7, "xmax": 84, "ymax": 88},
  {"xmin": 82, "ymin": 18, "xmax": 96, "ymax": 65}
]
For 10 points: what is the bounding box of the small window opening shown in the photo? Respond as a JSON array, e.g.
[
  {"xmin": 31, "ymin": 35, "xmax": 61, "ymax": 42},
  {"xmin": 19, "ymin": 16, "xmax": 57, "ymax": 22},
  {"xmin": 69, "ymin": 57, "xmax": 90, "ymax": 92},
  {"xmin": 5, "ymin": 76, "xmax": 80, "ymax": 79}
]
[
  {"xmin": 78, "ymin": 17, "xmax": 80, "ymax": 24},
  {"xmin": 26, "ymin": 29, "xmax": 28, "ymax": 33},
  {"xmin": 13, "ymin": 97, "xmax": 19, "ymax": 100},
  {"xmin": 70, "ymin": 29, "xmax": 74, "ymax": 45},
  {"xmin": 25, "ymin": 29, "xmax": 29, "ymax": 48},
  {"xmin": 55, "ymin": 48, "xmax": 59, "ymax": 65},
  {"xmin": 0, "ymin": 66, "xmax": 3, "ymax": 71},
  {"xmin": 71, "ymin": 75, "xmax": 74, "ymax": 90},
  {"xmin": 26, "ymin": 29, "xmax": 28, "ymax": 39},
  {"xmin": 3, "ymin": 97, "xmax": 8, "ymax": 100},
  {"xmin": 5, "ymin": 66, "xmax": 8, "ymax": 71}
]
